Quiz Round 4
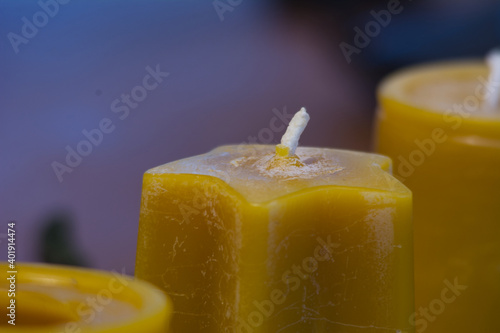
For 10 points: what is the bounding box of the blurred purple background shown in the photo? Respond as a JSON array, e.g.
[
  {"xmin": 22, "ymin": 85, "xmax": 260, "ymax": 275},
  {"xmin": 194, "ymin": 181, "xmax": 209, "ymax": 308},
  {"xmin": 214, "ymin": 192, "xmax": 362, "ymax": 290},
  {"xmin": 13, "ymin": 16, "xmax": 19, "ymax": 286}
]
[{"xmin": 1, "ymin": 0, "xmax": 499, "ymax": 273}]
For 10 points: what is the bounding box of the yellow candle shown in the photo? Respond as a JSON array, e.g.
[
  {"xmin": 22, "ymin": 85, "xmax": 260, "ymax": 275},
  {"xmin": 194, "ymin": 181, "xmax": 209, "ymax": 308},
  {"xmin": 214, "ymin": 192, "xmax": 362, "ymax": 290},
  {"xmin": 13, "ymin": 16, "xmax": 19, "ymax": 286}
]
[
  {"xmin": 375, "ymin": 60, "xmax": 500, "ymax": 332},
  {"xmin": 136, "ymin": 109, "xmax": 413, "ymax": 333},
  {"xmin": 0, "ymin": 263, "xmax": 172, "ymax": 333}
]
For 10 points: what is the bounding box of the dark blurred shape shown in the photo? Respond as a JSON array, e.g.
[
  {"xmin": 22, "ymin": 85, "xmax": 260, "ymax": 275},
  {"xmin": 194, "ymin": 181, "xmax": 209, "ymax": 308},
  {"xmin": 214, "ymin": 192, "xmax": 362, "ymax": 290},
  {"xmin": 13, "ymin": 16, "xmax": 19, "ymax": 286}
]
[
  {"xmin": 274, "ymin": 0, "xmax": 388, "ymax": 42},
  {"xmin": 277, "ymin": 0, "xmax": 387, "ymax": 16},
  {"xmin": 277, "ymin": 0, "xmax": 500, "ymax": 77},
  {"xmin": 40, "ymin": 211, "xmax": 88, "ymax": 267}
]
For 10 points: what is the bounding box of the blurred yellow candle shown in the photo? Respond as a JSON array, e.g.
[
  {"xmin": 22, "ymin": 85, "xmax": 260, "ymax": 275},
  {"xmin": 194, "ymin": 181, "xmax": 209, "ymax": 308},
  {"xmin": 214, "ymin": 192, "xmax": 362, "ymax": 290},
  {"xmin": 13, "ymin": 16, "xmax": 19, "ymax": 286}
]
[
  {"xmin": 136, "ymin": 109, "xmax": 413, "ymax": 333},
  {"xmin": 375, "ymin": 60, "xmax": 500, "ymax": 332},
  {"xmin": 0, "ymin": 263, "xmax": 172, "ymax": 333}
]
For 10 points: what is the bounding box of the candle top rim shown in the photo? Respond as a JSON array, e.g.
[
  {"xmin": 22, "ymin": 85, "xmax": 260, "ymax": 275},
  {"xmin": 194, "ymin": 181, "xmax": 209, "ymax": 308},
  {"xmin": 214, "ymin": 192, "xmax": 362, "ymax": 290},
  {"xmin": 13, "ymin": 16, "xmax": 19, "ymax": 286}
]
[
  {"xmin": 379, "ymin": 60, "xmax": 500, "ymax": 121},
  {"xmin": 145, "ymin": 145, "xmax": 410, "ymax": 204},
  {"xmin": 0, "ymin": 262, "xmax": 172, "ymax": 332}
]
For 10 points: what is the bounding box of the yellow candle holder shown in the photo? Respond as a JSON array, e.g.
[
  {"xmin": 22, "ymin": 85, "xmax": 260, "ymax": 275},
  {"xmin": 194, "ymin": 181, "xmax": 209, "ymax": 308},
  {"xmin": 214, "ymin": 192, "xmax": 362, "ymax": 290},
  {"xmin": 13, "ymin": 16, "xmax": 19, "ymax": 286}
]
[{"xmin": 0, "ymin": 262, "xmax": 172, "ymax": 333}]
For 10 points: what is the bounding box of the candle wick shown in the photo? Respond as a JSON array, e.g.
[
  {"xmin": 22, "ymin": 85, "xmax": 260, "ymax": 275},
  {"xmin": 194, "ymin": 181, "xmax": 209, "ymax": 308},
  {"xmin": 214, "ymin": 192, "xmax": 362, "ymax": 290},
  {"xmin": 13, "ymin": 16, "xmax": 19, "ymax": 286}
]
[
  {"xmin": 483, "ymin": 49, "xmax": 500, "ymax": 113},
  {"xmin": 278, "ymin": 107, "xmax": 310, "ymax": 156}
]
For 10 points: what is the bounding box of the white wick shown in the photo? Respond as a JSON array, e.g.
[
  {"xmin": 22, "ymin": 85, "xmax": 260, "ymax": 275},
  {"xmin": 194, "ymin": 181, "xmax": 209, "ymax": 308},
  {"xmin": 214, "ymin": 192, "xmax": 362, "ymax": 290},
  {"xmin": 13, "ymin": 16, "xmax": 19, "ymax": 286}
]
[
  {"xmin": 483, "ymin": 49, "xmax": 500, "ymax": 112},
  {"xmin": 280, "ymin": 107, "xmax": 310, "ymax": 155}
]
